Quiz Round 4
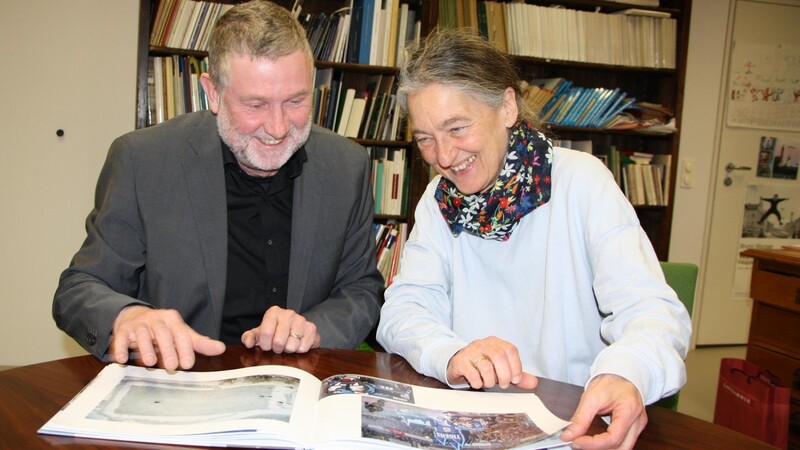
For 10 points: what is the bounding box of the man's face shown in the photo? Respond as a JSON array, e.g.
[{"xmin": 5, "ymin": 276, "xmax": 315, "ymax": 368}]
[{"xmin": 203, "ymin": 50, "xmax": 313, "ymax": 177}]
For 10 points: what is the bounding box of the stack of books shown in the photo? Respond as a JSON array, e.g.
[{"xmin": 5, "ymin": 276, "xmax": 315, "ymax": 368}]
[
  {"xmin": 594, "ymin": 146, "xmax": 672, "ymax": 207},
  {"xmin": 464, "ymin": 1, "xmax": 677, "ymax": 68},
  {"xmin": 373, "ymin": 220, "xmax": 408, "ymax": 286},
  {"xmin": 301, "ymin": 0, "xmax": 420, "ymax": 66},
  {"xmin": 370, "ymin": 147, "xmax": 407, "ymax": 218},
  {"xmin": 298, "ymin": 7, "xmax": 353, "ymax": 63},
  {"xmin": 521, "ymin": 78, "xmax": 636, "ymax": 129},
  {"xmin": 313, "ymin": 70, "xmax": 405, "ymax": 142},
  {"xmin": 147, "ymin": 55, "xmax": 209, "ymax": 126},
  {"xmin": 149, "ymin": 0, "xmax": 233, "ymax": 51}
]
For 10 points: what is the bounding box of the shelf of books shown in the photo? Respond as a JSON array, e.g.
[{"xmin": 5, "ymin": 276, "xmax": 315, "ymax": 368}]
[
  {"xmin": 137, "ymin": 0, "xmax": 690, "ymax": 261},
  {"xmin": 425, "ymin": 0, "xmax": 690, "ymax": 260},
  {"xmin": 373, "ymin": 220, "xmax": 408, "ymax": 287},
  {"xmin": 137, "ymin": 0, "xmax": 427, "ymax": 284}
]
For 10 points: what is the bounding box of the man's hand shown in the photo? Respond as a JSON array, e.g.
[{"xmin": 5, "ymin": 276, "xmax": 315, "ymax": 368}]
[
  {"xmin": 560, "ymin": 374, "xmax": 648, "ymax": 450},
  {"xmin": 109, "ymin": 305, "xmax": 226, "ymax": 370},
  {"xmin": 446, "ymin": 336, "xmax": 538, "ymax": 389},
  {"xmin": 241, "ymin": 306, "xmax": 321, "ymax": 354}
]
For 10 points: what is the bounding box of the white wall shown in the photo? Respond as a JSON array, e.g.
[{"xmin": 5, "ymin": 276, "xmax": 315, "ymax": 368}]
[
  {"xmin": 670, "ymin": 1, "xmax": 731, "ymax": 264},
  {"xmin": 0, "ymin": 1, "xmax": 139, "ymax": 365}
]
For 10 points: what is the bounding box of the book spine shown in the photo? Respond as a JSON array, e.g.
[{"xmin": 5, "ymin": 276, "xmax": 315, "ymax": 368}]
[{"xmin": 358, "ymin": 0, "xmax": 375, "ymax": 65}]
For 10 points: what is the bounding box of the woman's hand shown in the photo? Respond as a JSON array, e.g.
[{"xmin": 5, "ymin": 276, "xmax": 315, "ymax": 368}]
[
  {"xmin": 446, "ymin": 336, "xmax": 538, "ymax": 389},
  {"xmin": 560, "ymin": 374, "xmax": 648, "ymax": 450}
]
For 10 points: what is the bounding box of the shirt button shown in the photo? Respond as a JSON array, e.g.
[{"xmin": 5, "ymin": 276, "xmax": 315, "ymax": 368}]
[
  {"xmin": 272, "ymin": 287, "xmax": 278, "ymax": 293},
  {"xmin": 267, "ymin": 239, "xmax": 273, "ymax": 245}
]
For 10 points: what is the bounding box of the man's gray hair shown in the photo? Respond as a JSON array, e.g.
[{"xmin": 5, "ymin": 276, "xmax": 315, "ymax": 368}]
[{"xmin": 207, "ymin": 0, "xmax": 313, "ymax": 90}]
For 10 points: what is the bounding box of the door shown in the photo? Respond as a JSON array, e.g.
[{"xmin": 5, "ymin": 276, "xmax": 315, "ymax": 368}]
[
  {"xmin": 697, "ymin": 0, "xmax": 800, "ymax": 344},
  {"xmin": 0, "ymin": 0, "xmax": 138, "ymax": 364}
]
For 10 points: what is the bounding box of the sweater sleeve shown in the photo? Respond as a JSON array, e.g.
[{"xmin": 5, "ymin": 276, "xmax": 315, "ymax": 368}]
[
  {"xmin": 573, "ymin": 153, "xmax": 691, "ymax": 404},
  {"xmin": 377, "ymin": 178, "xmax": 470, "ymax": 385}
]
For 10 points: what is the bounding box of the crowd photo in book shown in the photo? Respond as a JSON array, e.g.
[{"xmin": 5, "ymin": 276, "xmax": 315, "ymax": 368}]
[
  {"xmin": 361, "ymin": 397, "xmax": 550, "ymax": 449},
  {"xmin": 39, "ymin": 364, "xmax": 570, "ymax": 450}
]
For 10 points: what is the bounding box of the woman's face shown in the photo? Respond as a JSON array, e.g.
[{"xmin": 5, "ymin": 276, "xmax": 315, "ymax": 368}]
[{"xmin": 408, "ymin": 84, "xmax": 517, "ymax": 195}]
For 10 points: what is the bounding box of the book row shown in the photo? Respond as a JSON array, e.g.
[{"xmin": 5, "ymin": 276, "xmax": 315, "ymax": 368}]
[
  {"xmin": 370, "ymin": 147, "xmax": 408, "ymax": 217},
  {"xmin": 621, "ymin": 161, "xmax": 669, "ymax": 207},
  {"xmin": 594, "ymin": 145, "xmax": 672, "ymax": 207},
  {"xmin": 451, "ymin": 0, "xmax": 676, "ymax": 69},
  {"xmin": 146, "ymin": 55, "xmax": 209, "ymax": 126},
  {"xmin": 555, "ymin": 141, "xmax": 672, "ymax": 207},
  {"xmin": 313, "ymin": 69, "xmax": 406, "ymax": 142},
  {"xmin": 145, "ymin": 56, "xmax": 409, "ymax": 144},
  {"xmin": 145, "ymin": 57, "xmax": 412, "ymax": 212},
  {"xmin": 149, "ymin": 0, "xmax": 233, "ymax": 50},
  {"xmin": 373, "ymin": 221, "xmax": 408, "ymax": 287},
  {"xmin": 298, "ymin": 0, "xmax": 421, "ymax": 66},
  {"xmin": 522, "ymin": 78, "xmax": 638, "ymax": 129},
  {"xmin": 150, "ymin": 0, "xmax": 423, "ymax": 67}
]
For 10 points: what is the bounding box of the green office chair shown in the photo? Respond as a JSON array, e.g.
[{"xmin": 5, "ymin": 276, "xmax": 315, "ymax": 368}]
[{"xmin": 653, "ymin": 261, "xmax": 698, "ymax": 410}]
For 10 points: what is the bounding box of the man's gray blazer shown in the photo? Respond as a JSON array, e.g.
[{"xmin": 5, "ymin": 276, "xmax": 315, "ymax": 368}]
[{"xmin": 53, "ymin": 111, "xmax": 384, "ymax": 359}]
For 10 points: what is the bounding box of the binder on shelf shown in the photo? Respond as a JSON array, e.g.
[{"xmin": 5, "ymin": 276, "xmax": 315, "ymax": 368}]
[
  {"xmin": 562, "ymin": 88, "xmax": 596, "ymax": 126},
  {"xmin": 573, "ymin": 88, "xmax": 604, "ymax": 127},
  {"xmin": 357, "ymin": 0, "xmax": 376, "ymax": 65},
  {"xmin": 346, "ymin": 0, "xmax": 364, "ymax": 63},
  {"xmin": 335, "ymin": 88, "xmax": 357, "ymax": 136},
  {"xmin": 359, "ymin": 74, "xmax": 384, "ymax": 139},
  {"xmin": 581, "ymin": 88, "xmax": 619, "ymax": 128},
  {"xmin": 344, "ymin": 96, "xmax": 367, "ymax": 138},
  {"xmin": 599, "ymin": 96, "xmax": 637, "ymax": 128}
]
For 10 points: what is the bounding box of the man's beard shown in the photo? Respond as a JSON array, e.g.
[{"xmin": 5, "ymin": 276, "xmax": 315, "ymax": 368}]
[{"xmin": 217, "ymin": 103, "xmax": 312, "ymax": 175}]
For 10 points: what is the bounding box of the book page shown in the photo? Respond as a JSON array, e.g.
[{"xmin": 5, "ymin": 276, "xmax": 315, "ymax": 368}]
[
  {"xmin": 312, "ymin": 374, "xmax": 570, "ymax": 450},
  {"xmin": 39, "ymin": 364, "xmax": 322, "ymax": 448}
]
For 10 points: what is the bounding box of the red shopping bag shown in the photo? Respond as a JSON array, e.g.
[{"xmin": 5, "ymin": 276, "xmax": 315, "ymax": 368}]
[{"xmin": 713, "ymin": 358, "xmax": 790, "ymax": 449}]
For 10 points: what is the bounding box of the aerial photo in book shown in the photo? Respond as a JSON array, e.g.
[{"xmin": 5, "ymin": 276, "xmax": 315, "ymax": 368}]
[{"xmin": 39, "ymin": 364, "xmax": 570, "ymax": 450}]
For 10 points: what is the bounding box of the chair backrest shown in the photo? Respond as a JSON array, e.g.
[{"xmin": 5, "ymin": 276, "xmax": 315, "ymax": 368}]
[
  {"xmin": 659, "ymin": 261, "xmax": 698, "ymax": 318},
  {"xmin": 654, "ymin": 261, "xmax": 698, "ymax": 411}
]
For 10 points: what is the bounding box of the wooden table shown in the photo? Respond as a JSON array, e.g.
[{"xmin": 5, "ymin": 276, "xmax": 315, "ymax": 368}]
[{"xmin": 0, "ymin": 346, "xmax": 776, "ymax": 449}]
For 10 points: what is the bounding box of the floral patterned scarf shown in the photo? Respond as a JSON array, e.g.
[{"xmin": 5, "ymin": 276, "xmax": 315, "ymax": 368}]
[{"xmin": 435, "ymin": 120, "xmax": 552, "ymax": 241}]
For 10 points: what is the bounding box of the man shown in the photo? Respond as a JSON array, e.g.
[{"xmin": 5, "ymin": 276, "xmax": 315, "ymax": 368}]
[{"xmin": 53, "ymin": 0, "xmax": 383, "ymax": 371}]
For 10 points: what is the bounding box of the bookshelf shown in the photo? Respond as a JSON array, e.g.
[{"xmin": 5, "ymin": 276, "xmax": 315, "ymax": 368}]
[
  {"xmin": 424, "ymin": 0, "xmax": 691, "ymax": 260},
  {"xmin": 135, "ymin": 0, "xmax": 691, "ymax": 261},
  {"xmin": 135, "ymin": 0, "xmax": 430, "ymax": 287},
  {"xmin": 134, "ymin": 0, "xmax": 429, "ymax": 219}
]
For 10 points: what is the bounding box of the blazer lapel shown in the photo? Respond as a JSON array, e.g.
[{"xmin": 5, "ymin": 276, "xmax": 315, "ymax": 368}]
[
  {"xmin": 288, "ymin": 147, "xmax": 323, "ymax": 311},
  {"xmin": 183, "ymin": 116, "xmax": 227, "ymax": 330}
]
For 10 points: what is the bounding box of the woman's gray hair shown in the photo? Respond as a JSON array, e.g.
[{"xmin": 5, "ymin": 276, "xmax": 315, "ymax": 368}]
[
  {"xmin": 206, "ymin": 0, "xmax": 313, "ymax": 91},
  {"xmin": 397, "ymin": 27, "xmax": 538, "ymax": 125}
]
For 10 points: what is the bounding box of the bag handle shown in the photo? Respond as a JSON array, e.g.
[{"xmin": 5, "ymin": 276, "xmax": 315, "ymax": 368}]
[{"xmin": 729, "ymin": 367, "xmax": 783, "ymax": 387}]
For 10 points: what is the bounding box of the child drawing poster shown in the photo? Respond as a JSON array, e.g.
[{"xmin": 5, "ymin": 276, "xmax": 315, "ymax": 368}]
[{"xmin": 726, "ymin": 41, "xmax": 800, "ymax": 131}]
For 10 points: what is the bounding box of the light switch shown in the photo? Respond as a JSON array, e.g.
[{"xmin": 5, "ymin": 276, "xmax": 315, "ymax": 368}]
[{"xmin": 680, "ymin": 159, "xmax": 695, "ymax": 188}]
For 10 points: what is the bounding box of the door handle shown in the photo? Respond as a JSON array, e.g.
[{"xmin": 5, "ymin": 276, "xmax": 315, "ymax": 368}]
[
  {"xmin": 724, "ymin": 162, "xmax": 753, "ymax": 186},
  {"xmin": 725, "ymin": 163, "xmax": 752, "ymax": 172}
]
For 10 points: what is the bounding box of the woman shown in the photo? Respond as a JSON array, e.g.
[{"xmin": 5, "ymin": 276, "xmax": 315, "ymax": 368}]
[{"xmin": 376, "ymin": 28, "xmax": 691, "ymax": 450}]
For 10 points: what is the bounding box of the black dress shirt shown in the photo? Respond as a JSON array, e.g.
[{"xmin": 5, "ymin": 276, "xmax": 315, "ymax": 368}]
[{"xmin": 220, "ymin": 143, "xmax": 307, "ymax": 344}]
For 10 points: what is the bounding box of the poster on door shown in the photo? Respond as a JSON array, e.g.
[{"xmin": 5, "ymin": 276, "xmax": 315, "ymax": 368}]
[
  {"xmin": 734, "ymin": 183, "xmax": 800, "ymax": 298},
  {"xmin": 756, "ymin": 136, "xmax": 800, "ymax": 179},
  {"xmin": 726, "ymin": 41, "xmax": 800, "ymax": 131}
]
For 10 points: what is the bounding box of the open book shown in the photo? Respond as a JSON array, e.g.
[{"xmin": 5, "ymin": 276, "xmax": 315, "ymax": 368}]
[{"xmin": 39, "ymin": 363, "xmax": 571, "ymax": 449}]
